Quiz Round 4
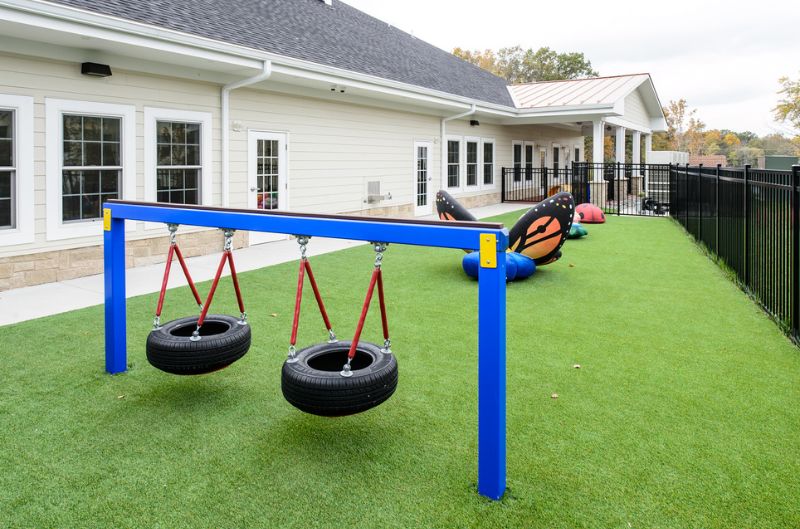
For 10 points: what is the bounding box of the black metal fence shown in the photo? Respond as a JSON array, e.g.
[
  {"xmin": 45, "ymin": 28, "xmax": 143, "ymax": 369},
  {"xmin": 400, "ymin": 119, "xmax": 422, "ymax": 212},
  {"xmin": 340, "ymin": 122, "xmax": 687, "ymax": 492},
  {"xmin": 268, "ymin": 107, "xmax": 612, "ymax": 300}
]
[
  {"xmin": 670, "ymin": 164, "xmax": 799, "ymax": 342},
  {"xmin": 501, "ymin": 162, "xmax": 671, "ymax": 217}
]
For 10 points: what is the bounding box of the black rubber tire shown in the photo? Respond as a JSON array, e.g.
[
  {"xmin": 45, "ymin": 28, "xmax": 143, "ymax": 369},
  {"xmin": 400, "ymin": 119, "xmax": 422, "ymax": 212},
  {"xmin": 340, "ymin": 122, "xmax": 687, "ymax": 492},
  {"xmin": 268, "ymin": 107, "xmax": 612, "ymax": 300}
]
[
  {"xmin": 281, "ymin": 341, "xmax": 398, "ymax": 417},
  {"xmin": 146, "ymin": 314, "xmax": 251, "ymax": 375}
]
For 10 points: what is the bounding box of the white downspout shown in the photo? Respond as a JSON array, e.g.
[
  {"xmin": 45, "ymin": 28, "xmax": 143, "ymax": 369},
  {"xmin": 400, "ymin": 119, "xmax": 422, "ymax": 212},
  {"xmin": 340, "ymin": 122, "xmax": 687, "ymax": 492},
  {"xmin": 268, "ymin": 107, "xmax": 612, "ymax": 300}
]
[
  {"xmin": 440, "ymin": 104, "xmax": 477, "ymax": 191},
  {"xmin": 221, "ymin": 60, "xmax": 272, "ymax": 207}
]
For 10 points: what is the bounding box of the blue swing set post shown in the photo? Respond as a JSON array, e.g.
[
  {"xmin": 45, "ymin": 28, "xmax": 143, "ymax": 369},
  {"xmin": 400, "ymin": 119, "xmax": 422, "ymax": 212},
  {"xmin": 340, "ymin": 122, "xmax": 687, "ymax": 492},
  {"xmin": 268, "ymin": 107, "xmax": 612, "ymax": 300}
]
[{"xmin": 102, "ymin": 200, "xmax": 508, "ymax": 500}]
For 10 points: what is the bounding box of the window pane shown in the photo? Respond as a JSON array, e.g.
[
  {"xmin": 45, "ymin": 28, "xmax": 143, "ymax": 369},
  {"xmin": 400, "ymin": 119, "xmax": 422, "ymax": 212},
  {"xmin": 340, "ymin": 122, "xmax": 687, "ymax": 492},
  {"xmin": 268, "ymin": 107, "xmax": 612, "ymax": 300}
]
[
  {"xmin": 84, "ymin": 142, "xmax": 102, "ymax": 166},
  {"xmin": 83, "ymin": 117, "xmax": 101, "ymax": 141},
  {"xmin": 157, "ymin": 122, "xmax": 172, "ymax": 144},
  {"xmin": 62, "ymin": 196, "xmax": 80, "ymax": 221},
  {"xmin": 82, "ymin": 170, "xmax": 100, "ymax": 194},
  {"xmin": 63, "ymin": 141, "xmax": 81, "ymax": 166},
  {"xmin": 467, "ymin": 165, "xmax": 477, "ymax": 186},
  {"xmin": 62, "ymin": 170, "xmax": 81, "ymax": 195},
  {"xmin": 0, "ymin": 110, "xmax": 12, "ymax": 139},
  {"xmin": 172, "ymin": 144, "xmax": 186, "ymax": 165},
  {"xmin": 184, "ymin": 171, "xmax": 197, "ymax": 190},
  {"xmin": 484, "ymin": 143, "xmax": 493, "ymax": 163},
  {"xmin": 0, "ymin": 139, "xmax": 11, "ymax": 167},
  {"xmin": 447, "ymin": 165, "xmax": 459, "ymax": 188},
  {"xmin": 185, "ymin": 145, "xmax": 199, "ymax": 166},
  {"xmin": 185, "ymin": 123, "xmax": 200, "ymax": 145},
  {"xmin": 81, "ymin": 194, "xmax": 101, "ymax": 219},
  {"xmin": 447, "ymin": 141, "xmax": 459, "ymax": 164},
  {"xmin": 102, "ymin": 118, "xmax": 120, "ymax": 142},
  {"xmin": 0, "ymin": 198, "xmax": 10, "ymax": 228},
  {"xmin": 467, "ymin": 142, "xmax": 477, "ymax": 164},
  {"xmin": 157, "ymin": 144, "xmax": 171, "ymax": 166},
  {"xmin": 102, "ymin": 142, "xmax": 120, "ymax": 166},
  {"xmin": 184, "ymin": 189, "xmax": 198, "ymax": 205},
  {"xmin": 484, "ymin": 164, "xmax": 493, "ymax": 185},
  {"xmin": 172, "ymin": 122, "xmax": 186, "ymax": 143},
  {"xmin": 101, "ymin": 170, "xmax": 119, "ymax": 193},
  {"xmin": 0, "ymin": 171, "xmax": 10, "ymax": 198},
  {"xmin": 63, "ymin": 115, "xmax": 82, "ymax": 141},
  {"xmin": 513, "ymin": 144, "xmax": 521, "ymax": 166}
]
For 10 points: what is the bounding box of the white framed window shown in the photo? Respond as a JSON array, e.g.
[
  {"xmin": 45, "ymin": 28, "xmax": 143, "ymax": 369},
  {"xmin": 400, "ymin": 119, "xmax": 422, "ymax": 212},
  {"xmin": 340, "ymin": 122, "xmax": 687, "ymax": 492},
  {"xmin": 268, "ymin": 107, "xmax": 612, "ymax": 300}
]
[
  {"xmin": 144, "ymin": 107, "xmax": 212, "ymax": 206},
  {"xmin": 482, "ymin": 139, "xmax": 495, "ymax": 187},
  {"xmin": 446, "ymin": 138, "xmax": 460, "ymax": 189},
  {"xmin": 552, "ymin": 143, "xmax": 561, "ymax": 172},
  {"xmin": 574, "ymin": 145, "xmax": 582, "ymax": 163},
  {"xmin": 512, "ymin": 140, "xmax": 522, "ymax": 182},
  {"xmin": 0, "ymin": 94, "xmax": 34, "ymax": 246},
  {"xmin": 46, "ymin": 99, "xmax": 136, "ymax": 241},
  {"xmin": 465, "ymin": 137, "xmax": 479, "ymax": 187}
]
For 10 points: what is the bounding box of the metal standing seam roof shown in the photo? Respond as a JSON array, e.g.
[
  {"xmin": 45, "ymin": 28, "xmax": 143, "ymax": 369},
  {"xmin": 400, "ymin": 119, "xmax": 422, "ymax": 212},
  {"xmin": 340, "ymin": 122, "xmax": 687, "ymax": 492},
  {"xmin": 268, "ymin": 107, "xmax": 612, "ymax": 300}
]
[
  {"xmin": 40, "ymin": 0, "xmax": 517, "ymax": 107},
  {"xmin": 508, "ymin": 74, "xmax": 652, "ymax": 109}
]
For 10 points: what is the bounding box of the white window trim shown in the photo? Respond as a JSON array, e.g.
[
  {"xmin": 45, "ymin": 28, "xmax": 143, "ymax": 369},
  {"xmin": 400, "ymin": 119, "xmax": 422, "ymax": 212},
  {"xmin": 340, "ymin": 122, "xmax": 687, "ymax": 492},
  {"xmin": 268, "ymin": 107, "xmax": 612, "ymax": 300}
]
[
  {"xmin": 480, "ymin": 137, "xmax": 496, "ymax": 189},
  {"xmin": 574, "ymin": 144, "xmax": 583, "ymax": 163},
  {"xmin": 0, "ymin": 94, "xmax": 34, "ymax": 246},
  {"xmin": 144, "ymin": 107, "xmax": 213, "ymax": 206},
  {"xmin": 464, "ymin": 136, "xmax": 480, "ymax": 188},
  {"xmin": 445, "ymin": 135, "xmax": 462, "ymax": 191},
  {"xmin": 45, "ymin": 98, "xmax": 136, "ymax": 241}
]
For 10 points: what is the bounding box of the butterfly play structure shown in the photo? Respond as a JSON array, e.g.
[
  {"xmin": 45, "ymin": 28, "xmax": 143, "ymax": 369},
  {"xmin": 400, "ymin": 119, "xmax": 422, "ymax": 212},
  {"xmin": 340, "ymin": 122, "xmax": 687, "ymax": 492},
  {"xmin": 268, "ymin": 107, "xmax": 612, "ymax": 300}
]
[
  {"xmin": 436, "ymin": 190, "xmax": 575, "ymax": 281},
  {"xmin": 101, "ymin": 199, "xmax": 511, "ymax": 500}
]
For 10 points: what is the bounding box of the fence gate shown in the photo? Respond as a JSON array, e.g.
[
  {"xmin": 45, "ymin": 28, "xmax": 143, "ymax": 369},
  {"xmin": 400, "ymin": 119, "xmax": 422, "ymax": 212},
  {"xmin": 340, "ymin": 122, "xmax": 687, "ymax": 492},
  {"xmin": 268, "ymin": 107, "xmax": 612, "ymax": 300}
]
[{"xmin": 501, "ymin": 162, "xmax": 671, "ymax": 217}]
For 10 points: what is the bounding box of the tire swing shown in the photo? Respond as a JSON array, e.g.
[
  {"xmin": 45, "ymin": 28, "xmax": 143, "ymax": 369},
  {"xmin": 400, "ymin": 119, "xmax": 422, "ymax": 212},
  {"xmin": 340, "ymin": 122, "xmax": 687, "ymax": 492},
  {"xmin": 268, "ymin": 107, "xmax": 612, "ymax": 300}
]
[
  {"xmin": 281, "ymin": 237, "xmax": 398, "ymax": 417},
  {"xmin": 146, "ymin": 224, "xmax": 251, "ymax": 375}
]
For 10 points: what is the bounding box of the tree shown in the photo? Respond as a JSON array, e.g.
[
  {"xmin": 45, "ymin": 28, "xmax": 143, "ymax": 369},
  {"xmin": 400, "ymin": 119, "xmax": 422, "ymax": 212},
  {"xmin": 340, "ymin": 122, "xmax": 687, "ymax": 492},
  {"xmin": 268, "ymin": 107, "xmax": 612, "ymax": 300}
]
[
  {"xmin": 775, "ymin": 74, "xmax": 800, "ymax": 131},
  {"xmin": 453, "ymin": 46, "xmax": 598, "ymax": 83}
]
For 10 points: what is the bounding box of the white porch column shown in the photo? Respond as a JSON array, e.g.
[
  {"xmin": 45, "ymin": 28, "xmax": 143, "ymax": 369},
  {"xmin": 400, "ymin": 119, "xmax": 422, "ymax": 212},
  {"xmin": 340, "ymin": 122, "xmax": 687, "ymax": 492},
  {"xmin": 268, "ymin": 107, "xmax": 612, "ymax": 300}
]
[
  {"xmin": 615, "ymin": 126, "xmax": 626, "ymax": 164},
  {"xmin": 632, "ymin": 131, "xmax": 641, "ymax": 164},
  {"xmin": 644, "ymin": 133, "xmax": 652, "ymax": 162},
  {"xmin": 592, "ymin": 120, "xmax": 604, "ymax": 169}
]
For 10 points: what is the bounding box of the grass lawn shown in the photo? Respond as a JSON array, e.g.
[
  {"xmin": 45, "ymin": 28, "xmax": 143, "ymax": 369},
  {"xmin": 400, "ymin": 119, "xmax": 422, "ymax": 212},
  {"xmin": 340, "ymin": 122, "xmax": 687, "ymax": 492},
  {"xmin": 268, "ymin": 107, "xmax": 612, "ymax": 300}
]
[{"xmin": 1, "ymin": 213, "xmax": 799, "ymax": 528}]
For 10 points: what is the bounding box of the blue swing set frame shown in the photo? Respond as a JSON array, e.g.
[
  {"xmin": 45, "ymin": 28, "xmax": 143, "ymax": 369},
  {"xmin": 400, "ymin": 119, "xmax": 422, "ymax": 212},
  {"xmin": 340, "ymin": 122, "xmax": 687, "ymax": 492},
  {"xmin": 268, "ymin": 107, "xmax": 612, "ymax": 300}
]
[{"xmin": 102, "ymin": 200, "xmax": 508, "ymax": 500}]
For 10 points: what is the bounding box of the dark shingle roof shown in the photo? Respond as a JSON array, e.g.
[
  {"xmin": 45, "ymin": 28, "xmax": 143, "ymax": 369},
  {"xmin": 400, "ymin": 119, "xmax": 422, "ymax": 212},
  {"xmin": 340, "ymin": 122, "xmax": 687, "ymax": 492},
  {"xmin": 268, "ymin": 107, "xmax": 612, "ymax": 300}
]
[{"xmin": 45, "ymin": 0, "xmax": 515, "ymax": 107}]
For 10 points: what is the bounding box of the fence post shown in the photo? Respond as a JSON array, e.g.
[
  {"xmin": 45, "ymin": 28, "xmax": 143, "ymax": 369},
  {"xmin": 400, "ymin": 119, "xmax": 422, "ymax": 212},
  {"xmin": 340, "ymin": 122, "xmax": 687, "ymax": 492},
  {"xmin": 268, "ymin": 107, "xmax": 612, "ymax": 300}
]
[
  {"xmin": 792, "ymin": 165, "xmax": 799, "ymax": 340},
  {"xmin": 744, "ymin": 164, "xmax": 750, "ymax": 286},
  {"xmin": 685, "ymin": 163, "xmax": 689, "ymax": 228},
  {"xmin": 714, "ymin": 163, "xmax": 722, "ymax": 257},
  {"xmin": 616, "ymin": 162, "xmax": 621, "ymax": 216},
  {"xmin": 697, "ymin": 164, "xmax": 703, "ymax": 243},
  {"xmin": 501, "ymin": 168, "xmax": 506, "ymax": 203}
]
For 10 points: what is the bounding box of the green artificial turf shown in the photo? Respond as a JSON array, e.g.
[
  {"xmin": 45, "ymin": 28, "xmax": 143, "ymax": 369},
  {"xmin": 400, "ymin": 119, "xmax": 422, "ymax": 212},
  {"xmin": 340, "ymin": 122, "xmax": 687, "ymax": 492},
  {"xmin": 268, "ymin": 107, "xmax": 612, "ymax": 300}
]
[{"xmin": 1, "ymin": 214, "xmax": 799, "ymax": 528}]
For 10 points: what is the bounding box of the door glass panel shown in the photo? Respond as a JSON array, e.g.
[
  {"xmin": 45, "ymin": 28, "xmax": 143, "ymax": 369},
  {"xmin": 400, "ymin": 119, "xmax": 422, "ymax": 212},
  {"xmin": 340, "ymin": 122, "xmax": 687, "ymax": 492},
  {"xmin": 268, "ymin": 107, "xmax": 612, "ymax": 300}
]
[
  {"xmin": 256, "ymin": 139, "xmax": 279, "ymax": 210},
  {"xmin": 416, "ymin": 146, "xmax": 427, "ymax": 207},
  {"xmin": 524, "ymin": 145, "xmax": 533, "ymax": 180}
]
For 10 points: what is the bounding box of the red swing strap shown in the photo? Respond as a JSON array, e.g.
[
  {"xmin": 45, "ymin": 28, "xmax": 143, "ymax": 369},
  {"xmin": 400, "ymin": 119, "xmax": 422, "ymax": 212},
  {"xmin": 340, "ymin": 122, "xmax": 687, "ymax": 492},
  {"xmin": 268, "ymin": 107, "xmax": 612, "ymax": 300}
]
[
  {"xmin": 153, "ymin": 224, "xmax": 203, "ymax": 329},
  {"xmin": 288, "ymin": 236, "xmax": 336, "ymax": 360},
  {"xmin": 343, "ymin": 242, "xmax": 391, "ymax": 376},
  {"xmin": 191, "ymin": 229, "xmax": 247, "ymax": 340}
]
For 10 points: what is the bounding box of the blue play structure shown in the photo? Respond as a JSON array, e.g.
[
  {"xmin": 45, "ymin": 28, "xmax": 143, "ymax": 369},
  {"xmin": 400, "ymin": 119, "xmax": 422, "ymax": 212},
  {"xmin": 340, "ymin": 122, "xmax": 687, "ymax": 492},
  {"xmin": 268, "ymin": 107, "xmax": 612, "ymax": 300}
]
[
  {"xmin": 462, "ymin": 251, "xmax": 536, "ymax": 281},
  {"xmin": 102, "ymin": 200, "xmax": 509, "ymax": 500}
]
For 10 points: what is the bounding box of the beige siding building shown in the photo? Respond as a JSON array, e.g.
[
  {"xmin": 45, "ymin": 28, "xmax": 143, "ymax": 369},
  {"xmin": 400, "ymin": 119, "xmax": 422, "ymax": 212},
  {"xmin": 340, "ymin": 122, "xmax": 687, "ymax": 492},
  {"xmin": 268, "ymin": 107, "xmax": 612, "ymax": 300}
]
[{"xmin": 0, "ymin": 0, "xmax": 666, "ymax": 290}]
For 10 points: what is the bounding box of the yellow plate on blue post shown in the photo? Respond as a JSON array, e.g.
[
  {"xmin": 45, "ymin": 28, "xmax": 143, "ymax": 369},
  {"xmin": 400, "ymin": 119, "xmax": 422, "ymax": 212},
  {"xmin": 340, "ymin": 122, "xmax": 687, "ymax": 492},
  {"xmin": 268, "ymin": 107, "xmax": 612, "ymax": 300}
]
[
  {"xmin": 479, "ymin": 233, "xmax": 497, "ymax": 268},
  {"xmin": 103, "ymin": 208, "xmax": 111, "ymax": 231}
]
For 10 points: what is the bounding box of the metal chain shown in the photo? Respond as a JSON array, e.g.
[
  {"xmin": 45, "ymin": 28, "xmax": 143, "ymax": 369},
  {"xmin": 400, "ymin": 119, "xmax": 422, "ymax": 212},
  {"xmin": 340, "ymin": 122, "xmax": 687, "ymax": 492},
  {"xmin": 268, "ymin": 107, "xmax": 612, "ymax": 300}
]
[
  {"xmin": 371, "ymin": 241, "xmax": 388, "ymax": 268},
  {"xmin": 222, "ymin": 229, "xmax": 235, "ymax": 251},
  {"xmin": 167, "ymin": 223, "xmax": 179, "ymax": 245},
  {"xmin": 296, "ymin": 235, "xmax": 310, "ymax": 260}
]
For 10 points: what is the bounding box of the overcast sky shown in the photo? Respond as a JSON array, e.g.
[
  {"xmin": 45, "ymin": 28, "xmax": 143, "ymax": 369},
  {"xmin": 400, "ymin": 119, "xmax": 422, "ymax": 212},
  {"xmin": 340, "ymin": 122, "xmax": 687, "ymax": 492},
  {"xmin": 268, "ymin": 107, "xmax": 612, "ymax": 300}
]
[{"xmin": 344, "ymin": 0, "xmax": 799, "ymax": 136}]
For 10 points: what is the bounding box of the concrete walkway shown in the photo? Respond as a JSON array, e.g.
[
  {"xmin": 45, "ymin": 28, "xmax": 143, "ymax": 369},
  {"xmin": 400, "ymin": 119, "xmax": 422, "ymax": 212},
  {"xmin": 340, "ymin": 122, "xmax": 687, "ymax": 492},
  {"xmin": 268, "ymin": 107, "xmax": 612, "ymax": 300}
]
[{"xmin": 0, "ymin": 202, "xmax": 529, "ymax": 326}]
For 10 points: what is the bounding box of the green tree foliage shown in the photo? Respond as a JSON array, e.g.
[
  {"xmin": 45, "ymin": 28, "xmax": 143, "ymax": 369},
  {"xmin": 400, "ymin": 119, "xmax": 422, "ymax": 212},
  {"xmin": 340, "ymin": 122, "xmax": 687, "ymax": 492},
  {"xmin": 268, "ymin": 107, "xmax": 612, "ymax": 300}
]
[
  {"xmin": 453, "ymin": 46, "xmax": 598, "ymax": 83},
  {"xmin": 652, "ymin": 99, "xmax": 799, "ymax": 164},
  {"xmin": 775, "ymin": 74, "xmax": 800, "ymax": 130}
]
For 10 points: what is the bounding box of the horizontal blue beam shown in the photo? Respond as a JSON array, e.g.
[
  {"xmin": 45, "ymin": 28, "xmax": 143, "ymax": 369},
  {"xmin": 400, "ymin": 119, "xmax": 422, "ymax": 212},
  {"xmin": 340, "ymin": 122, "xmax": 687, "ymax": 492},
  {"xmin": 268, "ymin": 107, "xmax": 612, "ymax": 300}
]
[{"xmin": 105, "ymin": 201, "xmax": 508, "ymax": 251}]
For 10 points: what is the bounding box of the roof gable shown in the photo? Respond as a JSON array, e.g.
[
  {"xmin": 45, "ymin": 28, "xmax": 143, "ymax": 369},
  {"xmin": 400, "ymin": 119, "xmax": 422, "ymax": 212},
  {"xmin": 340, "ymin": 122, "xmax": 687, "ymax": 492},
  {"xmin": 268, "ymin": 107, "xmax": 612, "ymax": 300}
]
[{"xmin": 42, "ymin": 0, "xmax": 516, "ymax": 107}]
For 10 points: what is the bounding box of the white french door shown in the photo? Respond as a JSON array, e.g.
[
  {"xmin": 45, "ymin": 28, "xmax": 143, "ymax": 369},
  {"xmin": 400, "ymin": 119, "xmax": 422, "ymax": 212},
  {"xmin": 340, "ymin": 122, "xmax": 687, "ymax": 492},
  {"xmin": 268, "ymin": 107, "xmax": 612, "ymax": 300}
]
[
  {"xmin": 248, "ymin": 130, "xmax": 288, "ymax": 245},
  {"xmin": 414, "ymin": 141, "xmax": 432, "ymax": 216}
]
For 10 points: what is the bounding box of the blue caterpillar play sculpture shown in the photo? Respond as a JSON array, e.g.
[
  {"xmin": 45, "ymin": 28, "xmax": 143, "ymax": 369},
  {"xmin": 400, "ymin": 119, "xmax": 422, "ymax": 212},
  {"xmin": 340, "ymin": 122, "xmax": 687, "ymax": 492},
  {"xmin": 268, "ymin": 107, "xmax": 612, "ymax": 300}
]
[{"xmin": 436, "ymin": 190, "xmax": 574, "ymax": 281}]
